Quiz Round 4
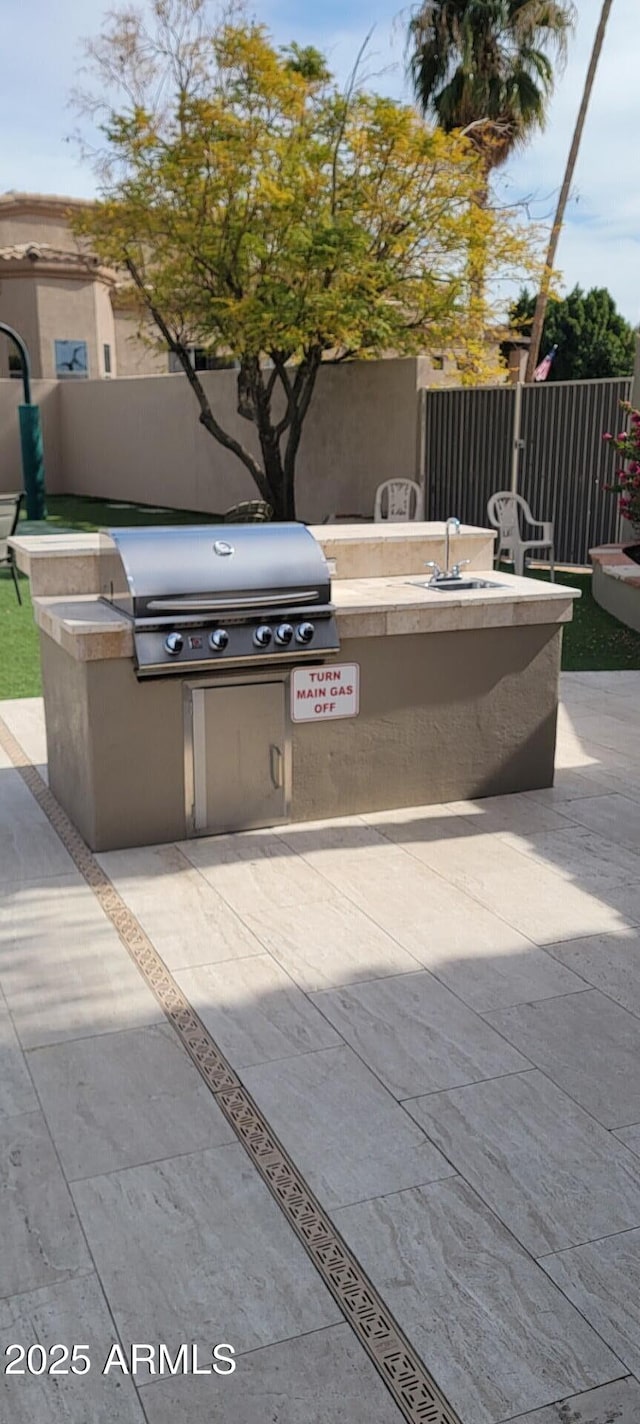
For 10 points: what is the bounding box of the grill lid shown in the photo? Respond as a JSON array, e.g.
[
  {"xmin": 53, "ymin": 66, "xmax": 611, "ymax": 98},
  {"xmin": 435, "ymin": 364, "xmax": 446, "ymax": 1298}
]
[{"xmin": 100, "ymin": 523, "xmax": 332, "ymax": 619}]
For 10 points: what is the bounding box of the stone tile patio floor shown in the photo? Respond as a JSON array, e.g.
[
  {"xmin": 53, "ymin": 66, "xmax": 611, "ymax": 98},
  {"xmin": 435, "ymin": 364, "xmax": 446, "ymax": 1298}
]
[{"xmin": 1, "ymin": 672, "xmax": 640, "ymax": 1423}]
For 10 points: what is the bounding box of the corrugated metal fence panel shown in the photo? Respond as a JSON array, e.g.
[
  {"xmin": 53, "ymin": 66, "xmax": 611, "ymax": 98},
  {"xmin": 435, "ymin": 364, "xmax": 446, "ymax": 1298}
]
[
  {"xmin": 425, "ymin": 386, "xmax": 514, "ymax": 527},
  {"xmin": 424, "ymin": 377, "xmax": 632, "ymax": 565},
  {"xmin": 519, "ymin": 378, "xmax": 631, "ymax": 565}
]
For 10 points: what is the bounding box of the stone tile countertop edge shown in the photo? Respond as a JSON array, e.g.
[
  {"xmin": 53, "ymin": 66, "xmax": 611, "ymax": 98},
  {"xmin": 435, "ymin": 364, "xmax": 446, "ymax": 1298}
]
[
  {"xmin": 11, "ymin": 522, "xmax": 495, "ymax": 559},
  {"xmin": 31, "ymin": 574, "xmax": 579, "ymax": 662},
  {"xmin": 12, "ymin": 525, "xmax": 496, "ymax": 595}
]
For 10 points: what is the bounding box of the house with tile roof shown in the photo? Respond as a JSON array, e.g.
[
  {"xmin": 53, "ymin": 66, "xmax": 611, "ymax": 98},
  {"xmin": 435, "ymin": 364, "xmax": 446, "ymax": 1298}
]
[{"xmin": 0, "ymin": 192, "xmax": 168, "ymax": 381}]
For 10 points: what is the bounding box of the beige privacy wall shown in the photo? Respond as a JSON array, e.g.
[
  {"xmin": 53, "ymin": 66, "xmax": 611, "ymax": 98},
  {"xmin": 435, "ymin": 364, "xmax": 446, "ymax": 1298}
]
[
  {"xmin": 0, "ymin": 358, "xmax": 424, "ymax": 520},
  {"xmin": 0, "ymin": 380, "xmax": 64, "ymax": 494}
]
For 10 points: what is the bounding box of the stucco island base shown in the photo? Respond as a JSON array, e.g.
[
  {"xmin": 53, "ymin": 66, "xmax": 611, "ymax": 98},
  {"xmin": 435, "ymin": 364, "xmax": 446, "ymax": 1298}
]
[{"xmin": 40, "ymin": 621, "xmax": 562, "ymax": 852}]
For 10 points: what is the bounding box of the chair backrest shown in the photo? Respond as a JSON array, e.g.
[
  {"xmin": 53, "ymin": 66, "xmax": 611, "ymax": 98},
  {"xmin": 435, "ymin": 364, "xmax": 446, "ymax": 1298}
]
[
  {"xmin": 224, "ymin": 500, "xmax": 273, "ymax": 524},
  {"xmin": 486, "ymin": 491, "xmax": 524, "ymax": 547},
  {"xmin": 0, "ymin": 493, "xmax": 23, "ymax": 561},
  {"xmin": 374, "ymin": 479, "xmax": 424, "ymax": 522}
]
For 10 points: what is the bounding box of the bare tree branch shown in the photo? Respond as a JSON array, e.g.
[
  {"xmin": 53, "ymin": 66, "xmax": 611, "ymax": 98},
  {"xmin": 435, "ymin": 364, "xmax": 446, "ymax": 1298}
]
[
  {"xmin": 329, "ymin": 28, "xmax": 373, "ymax": 218},
  {"xmin": 124, "ymin": 256, "xmax": 270, "ymax": 495}
]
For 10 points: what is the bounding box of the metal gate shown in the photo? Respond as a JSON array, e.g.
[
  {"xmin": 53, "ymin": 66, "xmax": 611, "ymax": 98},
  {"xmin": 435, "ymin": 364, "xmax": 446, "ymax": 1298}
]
[
  {"xmin": 424, "ymin": 385, "xmax": 514, "ymax": 532},
  {"xmin": 424, "ymin": 376, "xmax": 631, "ymax": 565}
]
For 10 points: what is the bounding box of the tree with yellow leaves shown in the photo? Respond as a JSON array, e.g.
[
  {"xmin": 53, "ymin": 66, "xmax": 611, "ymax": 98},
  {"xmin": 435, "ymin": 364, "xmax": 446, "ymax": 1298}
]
[{"xmin": 76, "ymin": 1, "xmax": 544, "ymax": 518}]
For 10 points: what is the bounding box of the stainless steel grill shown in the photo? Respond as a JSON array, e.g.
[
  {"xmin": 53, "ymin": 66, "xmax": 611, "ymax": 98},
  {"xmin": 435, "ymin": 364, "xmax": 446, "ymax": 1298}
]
[{"xmin": 100, "ymin": 523, "xmax": 340, "ymax": 678}]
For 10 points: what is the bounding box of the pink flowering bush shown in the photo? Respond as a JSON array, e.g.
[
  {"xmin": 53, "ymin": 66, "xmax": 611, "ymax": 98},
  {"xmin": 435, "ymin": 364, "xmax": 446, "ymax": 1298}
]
[{"xmin": 602, "ymin": 401, "xmax": 640, "ymax": 536}]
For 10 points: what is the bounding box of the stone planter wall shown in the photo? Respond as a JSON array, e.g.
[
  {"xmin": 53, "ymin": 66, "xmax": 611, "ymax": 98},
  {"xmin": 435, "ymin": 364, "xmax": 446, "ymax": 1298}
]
[{"xmin": 590, "ymin": 544, "xmax": 640, "ymax": 635}]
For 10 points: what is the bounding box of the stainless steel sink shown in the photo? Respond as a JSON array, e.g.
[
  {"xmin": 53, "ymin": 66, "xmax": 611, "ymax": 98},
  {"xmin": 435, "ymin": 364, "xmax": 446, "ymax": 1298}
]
[{"xmin": 407, "ymin": 577, "xmax": 504, "ymax": 593}]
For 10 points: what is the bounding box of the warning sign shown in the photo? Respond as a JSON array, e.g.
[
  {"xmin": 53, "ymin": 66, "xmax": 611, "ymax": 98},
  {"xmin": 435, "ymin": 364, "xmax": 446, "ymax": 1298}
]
[{"xmin": 291, "ymin": 663, "xmax": 360, "ymax": 722}]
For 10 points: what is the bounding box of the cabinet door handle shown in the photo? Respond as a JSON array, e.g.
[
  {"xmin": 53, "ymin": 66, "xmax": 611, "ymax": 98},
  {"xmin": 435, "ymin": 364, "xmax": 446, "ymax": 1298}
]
[{"xmin": 270, "ymin": 744, "xmax": 283, "ymax": 789}]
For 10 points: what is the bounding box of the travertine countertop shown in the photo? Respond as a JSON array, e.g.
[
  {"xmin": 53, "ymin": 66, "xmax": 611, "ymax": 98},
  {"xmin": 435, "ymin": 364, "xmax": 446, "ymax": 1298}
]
[
  {"xmin": 13, "ymin": 522, "xmax": 490, "ymax": 555},
  {"xmin": 11, "ymin": 523, "xmax": 496, "ymax": 593},
  {"xmin": 590, "ymin": 545, "xmax": 640, "ymax": 581},
  {"xmin": 334, "ymin": 572, "xmax": 577, "ymax": 637},
  {"xmin": 33, "ymin": 596, "xmax": 134, "ymax": 661},
  {"xmin": 33, "ymin": 572, "xmax": 579, "ymax": 661},
  {"xmin": 312, "ymin": 521, "xmax": 490, "ymax": 541}
]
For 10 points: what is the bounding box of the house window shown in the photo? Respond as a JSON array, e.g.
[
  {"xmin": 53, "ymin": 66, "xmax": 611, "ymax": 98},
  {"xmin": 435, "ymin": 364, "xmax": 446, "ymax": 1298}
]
[
  {"xmin": 169, "ymin": 348, "xmax": 237, "ymax": 373},
  {"xmin": 103, "ymin": 343, "xmax": 112, "ymax": 375},
  {"xmin": 54, "ymin": 340, "xmax": 88, "ymax": 379},
  {"xmin": 192, "ymin": 349, "xmax": 235, "ymax": 372},
  {"xmin": 432, "ymin": 355, "xmax": 444, "ymax": 371}
]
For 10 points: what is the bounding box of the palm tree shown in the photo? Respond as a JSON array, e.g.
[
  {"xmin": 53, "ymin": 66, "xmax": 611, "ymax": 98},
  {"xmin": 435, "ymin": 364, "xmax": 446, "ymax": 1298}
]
[
  {"xmin": 408, "ymin": 1, "xmax": 575, "ymax": 183},
  {"xmin": 408, "ymin": 1, "xmax": 574, "ymax": 378},
  {"xmin": 525, "ymin": 0, "xmax": 615, "ymax": 380}
]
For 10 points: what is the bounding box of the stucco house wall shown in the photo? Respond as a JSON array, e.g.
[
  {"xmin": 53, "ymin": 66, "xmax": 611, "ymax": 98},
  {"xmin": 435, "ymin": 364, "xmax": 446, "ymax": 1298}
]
[
  {"xmin": 0, "ymin": 272, "xmax": 40, "ymax": 378},
  {"xmin": 0, "ymin": 192, "xmax": 165, "ymax": 383},
  {"xmin": 113, "ymin": 308, "xmax": 169, "ymax": 378}
]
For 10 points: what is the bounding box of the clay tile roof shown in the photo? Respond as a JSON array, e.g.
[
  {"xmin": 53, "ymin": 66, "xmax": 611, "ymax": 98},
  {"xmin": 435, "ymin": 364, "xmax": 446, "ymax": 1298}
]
[
  {"xmin": 0, "ymin": 242, "xmax": 102, "ymax": 269},
  {"xmin": 0, "ymin": 243, "xmax": 71, "ymax": 262}
]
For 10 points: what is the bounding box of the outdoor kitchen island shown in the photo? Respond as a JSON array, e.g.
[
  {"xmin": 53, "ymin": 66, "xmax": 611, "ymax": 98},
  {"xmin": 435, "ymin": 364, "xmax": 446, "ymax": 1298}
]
[{"xmin": 28, "ymin": 523, "xmax": 579, "ymax": 852}]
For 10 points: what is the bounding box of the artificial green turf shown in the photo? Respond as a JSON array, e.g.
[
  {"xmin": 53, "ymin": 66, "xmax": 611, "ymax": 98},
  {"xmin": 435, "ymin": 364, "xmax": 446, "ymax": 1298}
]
[
  {"xmin": 526, "ymin": 567, "xmax": 640, "ymax": 672},
  {"xmin": 21, "ymin": 494, "xmax": 222, "ymax": 534},
  {"xmin": 2, "ymin": 509, "xmax": 640, "ymax": 701},
  {"xmin": 0, "ymin": 574, "xmax": 42, "ymax": 699}
]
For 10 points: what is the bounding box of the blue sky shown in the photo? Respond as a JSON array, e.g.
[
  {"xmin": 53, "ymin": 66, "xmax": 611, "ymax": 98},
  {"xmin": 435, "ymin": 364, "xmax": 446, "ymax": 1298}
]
[{"xmin": 2, "ymin": 0, "xmax": 639, "ymax": 321}]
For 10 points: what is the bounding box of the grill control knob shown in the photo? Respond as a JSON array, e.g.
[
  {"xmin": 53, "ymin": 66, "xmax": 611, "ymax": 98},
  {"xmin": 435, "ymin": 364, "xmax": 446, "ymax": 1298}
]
[
  {"xmin": 209, "ymin": 628, "xmax": 229, "ymax": 651},
  {"xmin": 164, "ymin": 632, "xmax": 184, "ymax": 656},
  {"xmin": 275, "ymin": 623, "xmax": 294, "ymax": 646},
  {"xmin": 296, "ymin": 622, "xmax": 315, "ymax": 645},
  {"xmin": 253, "ymin": 624, "xmax": 273, "ymax": 648}
]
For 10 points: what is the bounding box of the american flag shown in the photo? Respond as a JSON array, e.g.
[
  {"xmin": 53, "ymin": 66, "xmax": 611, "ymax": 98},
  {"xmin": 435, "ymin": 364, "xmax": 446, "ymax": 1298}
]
[{"xmin": 534, "ymin": 344, "xmax": 558, "ymax": 382}]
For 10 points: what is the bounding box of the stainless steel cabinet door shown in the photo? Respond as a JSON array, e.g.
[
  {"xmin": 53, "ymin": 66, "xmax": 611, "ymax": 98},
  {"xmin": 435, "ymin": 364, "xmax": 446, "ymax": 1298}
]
[{"xmin": 191, "ymin": 680, "xmax": 289, "ymax": 834}]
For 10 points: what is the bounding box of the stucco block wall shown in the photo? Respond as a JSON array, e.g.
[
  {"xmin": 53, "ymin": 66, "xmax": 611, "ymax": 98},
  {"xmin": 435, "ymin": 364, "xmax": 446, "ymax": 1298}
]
[
  {"xmin": 58, "ymin": 368, "xmax": 258, "ymax": 515},
  {"xmin": 296, "ymin": 359, "xmax": 422, "ymax": 523},
  {"xmin": 0, "ymin": 380, "xmax": 62, "ymax": 493},
  {"xmin": 0, "ymin": 357, "xmax": 425, "ymax": 517},
  {"xmin": 53, "ymin": 358, "xmax": 423, "ymax": 520}
]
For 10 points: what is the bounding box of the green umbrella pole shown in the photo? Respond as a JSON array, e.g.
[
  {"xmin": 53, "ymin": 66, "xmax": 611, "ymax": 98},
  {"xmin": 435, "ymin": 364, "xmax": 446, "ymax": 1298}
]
[{"xmin": 18, "ymin": 404, "xmax": 47, "ymax": 521}]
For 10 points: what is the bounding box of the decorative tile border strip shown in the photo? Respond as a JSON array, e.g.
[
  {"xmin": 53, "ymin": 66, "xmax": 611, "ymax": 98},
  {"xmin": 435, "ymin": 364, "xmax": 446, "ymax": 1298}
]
[{"xmin": 0, "ymin": 713, "xmax": 461, "ymax": 1424}]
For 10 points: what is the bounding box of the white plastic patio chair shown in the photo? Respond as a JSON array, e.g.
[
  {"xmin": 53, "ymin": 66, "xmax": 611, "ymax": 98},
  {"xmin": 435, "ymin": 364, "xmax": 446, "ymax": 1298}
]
[
  {"xmin": 0, "ymin": 492, "xmax": 23, "ymax": 604},
  {"xmin": 374, "ymin": 479, "xmax": 424, "ymax": 522},
  {"xmin": 487, "ymin": 491, "xmax": 555, "ymax": 581}
]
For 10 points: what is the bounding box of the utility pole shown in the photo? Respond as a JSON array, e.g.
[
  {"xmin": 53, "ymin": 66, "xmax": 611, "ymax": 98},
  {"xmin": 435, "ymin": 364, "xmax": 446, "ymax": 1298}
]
[{"xmin": 525, "ymin": 0, "xmax": 615, "ymax": 382}]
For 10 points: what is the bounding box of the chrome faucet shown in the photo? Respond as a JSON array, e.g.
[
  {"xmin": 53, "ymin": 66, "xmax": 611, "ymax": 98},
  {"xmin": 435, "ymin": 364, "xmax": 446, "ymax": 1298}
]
[
  {"xmin": 444, "ymin": 516, "xmax": 461, "ymax": 577},
  {"xmin": 424, "ymin": 516, "xmax": 470, "ymax": 584}
]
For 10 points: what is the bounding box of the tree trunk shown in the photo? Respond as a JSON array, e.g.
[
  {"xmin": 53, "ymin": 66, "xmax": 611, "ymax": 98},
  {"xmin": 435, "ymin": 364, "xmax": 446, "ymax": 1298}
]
[
  {"xmin": 262, "ymin": 445, "xmax": 294, "ymax": 521},
  {"xmin": 129, "ymin": 257, "xmax": 313, "ymax": 519},
  {"xmin": 525, "ymin": 0, "xmax": 615, "ymax": 382},
  {"xmin": 237, "ymin": 357, "xmax": 296, "ymax": 520}
]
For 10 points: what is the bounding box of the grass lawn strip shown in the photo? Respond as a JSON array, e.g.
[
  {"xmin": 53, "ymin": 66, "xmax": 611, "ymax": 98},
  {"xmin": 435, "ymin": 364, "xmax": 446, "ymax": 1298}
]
[{"xmin": 1, "ymin": 502, "xmax": 639, "ymax": 700}]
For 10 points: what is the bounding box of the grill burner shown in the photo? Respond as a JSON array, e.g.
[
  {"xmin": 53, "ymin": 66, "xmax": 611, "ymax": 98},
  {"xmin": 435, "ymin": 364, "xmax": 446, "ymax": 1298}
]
[{"xmin": 100, "ymin": 523, "xmax": 340, "ymax": 677}]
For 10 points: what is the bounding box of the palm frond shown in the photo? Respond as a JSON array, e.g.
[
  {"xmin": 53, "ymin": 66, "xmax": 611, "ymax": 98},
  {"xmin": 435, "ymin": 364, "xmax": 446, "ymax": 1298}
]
[{"xmin": 407, "ymin": 0, "xmax": 575, "ymax": 165}]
